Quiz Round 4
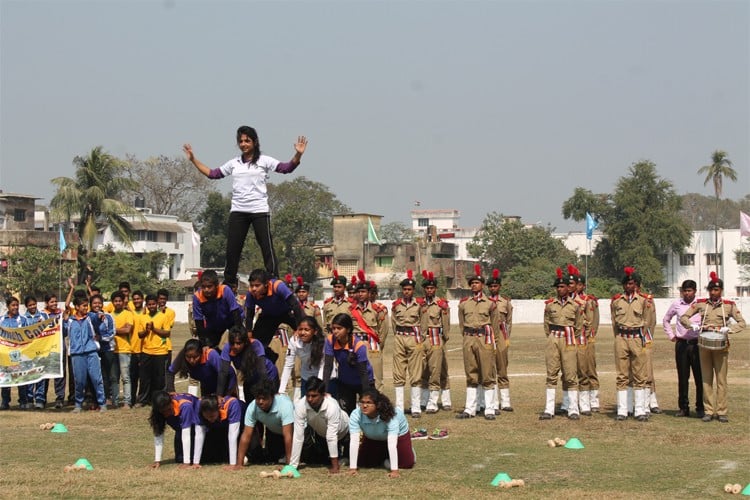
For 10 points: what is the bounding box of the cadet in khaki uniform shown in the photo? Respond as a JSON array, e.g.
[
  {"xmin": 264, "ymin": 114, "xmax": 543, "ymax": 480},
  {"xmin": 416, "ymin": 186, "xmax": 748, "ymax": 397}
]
[
  {"xmin": 390, "ymin": 270, "xmax": 425, "ymax": 417},
  {"xmin": 456, "ymin": 265, "xmax": 498, "ymax": 420},
  {"xmin": 559, "ymin": 266, "xmax": 585, "ymax": 415},
  {"xmin": 679, "ymin": 272, "xmax": 746, "ymax": 423},
  {"xmin": 322, "ymin": 271, "xmax": 351, "ymax": 332},
  {"xmin": 540, "ymin": 268, "xmax": 582, "ymax": 420},
  {"xmin": 418, "ymin": 270, "xmax": 452, "ymax": 413},
  {"xmin": 636, "ymin": 279, "xmax": 660, "ymax": 414},
  {"xmin": 611, "ymin": 267, "xmax": 651, "ymax": 421},
  {"xmin": 487, "ymin": 269, "xmax": 513, "ymax": 414},
  {"xmin": 350, "ymin": 271, "xmax": 389, "ymax": 393},
  {"xmin": 295, "ymin": 276, "xmax": 323, "ymax": 329},
  {"xmin": 574, "ymin": 272, "xmax": 600, "ymax": 414}
]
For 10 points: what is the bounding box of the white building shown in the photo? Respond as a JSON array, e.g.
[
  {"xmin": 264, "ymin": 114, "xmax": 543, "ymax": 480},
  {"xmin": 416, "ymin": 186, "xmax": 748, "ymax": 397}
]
[
  {"xmin": 410, "ymin": 209, "xmax": 479, "ymax": 261},
  {"xmin": 557, "ymin": 229, "xmax": 749, "ymax": 298},
  {"xmin": 96, "ymin": 211, "xmax": 201, "ymax": 281}
]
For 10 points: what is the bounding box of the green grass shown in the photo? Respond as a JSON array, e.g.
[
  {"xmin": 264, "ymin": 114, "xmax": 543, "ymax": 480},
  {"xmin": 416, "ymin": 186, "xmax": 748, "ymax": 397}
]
[{"xmin": 1, "ymin": 324, "xmax": 748, "ymax": 498}]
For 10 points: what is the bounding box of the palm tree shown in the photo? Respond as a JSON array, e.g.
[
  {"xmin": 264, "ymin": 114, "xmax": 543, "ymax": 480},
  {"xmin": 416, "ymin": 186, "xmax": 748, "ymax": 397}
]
[
  {"xmin": 51, "ymin": 146, "xmax": 139, "ymax": 250},
  {"xmin": 697, "ymin": 150, "xmax": 738, "ymax": 274}
]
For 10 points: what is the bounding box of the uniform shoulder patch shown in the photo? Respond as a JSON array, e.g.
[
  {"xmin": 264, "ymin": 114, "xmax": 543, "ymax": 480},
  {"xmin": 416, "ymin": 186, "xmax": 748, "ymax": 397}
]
[
  {"xmin": 459, "ymin": 297, "xmax": 470, "ymax": 303},
  {"xmin": 722, "ymin": 299, "xmax": 736, "ymax": 305},
  {"xmin": 323, "ymin": 297, "xmax": 334, "ymax": 304},
  {"xmin": 696, "ymin": 298, "xmax": 707, "ymax": 303},
  {"xmin": 372, "ymin": 302, "xmax": 387, "ymax": 312},
  {"xmin": 415, "ymin": 298, "xmax": 426, "ymax": 306},
  {"xmin": 392, "ymin": 298, "xmax": 403, "ymax": 308},
  {"xmin": 544, "ymin": 297, "xmax": 554, "ymax": 304},
  {"xmin": 437, "ymin": 299, "xmax": 450, "ymax": 309},
  {"xmin": 611, "ymin": 293, "xmax": 622, "ymax": 300}
]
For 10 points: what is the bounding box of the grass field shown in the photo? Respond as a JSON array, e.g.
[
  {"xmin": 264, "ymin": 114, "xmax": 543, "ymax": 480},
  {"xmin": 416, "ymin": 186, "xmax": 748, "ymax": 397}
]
[{"xmin": 1, "ymin": 323, "xmax": 748, "ymax": 498}]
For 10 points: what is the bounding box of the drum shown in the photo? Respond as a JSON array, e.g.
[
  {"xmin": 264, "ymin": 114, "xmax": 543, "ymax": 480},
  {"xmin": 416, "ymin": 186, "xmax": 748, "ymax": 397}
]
[{"xmin": 698, "ymin": 331, "xmax": 728, "ymax": 350}]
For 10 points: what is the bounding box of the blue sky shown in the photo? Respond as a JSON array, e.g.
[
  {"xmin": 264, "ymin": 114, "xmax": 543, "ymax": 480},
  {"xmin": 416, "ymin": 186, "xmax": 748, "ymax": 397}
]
[{"xmin": 1, "ymin": 0, "xmax": 747, "ymax": 231}]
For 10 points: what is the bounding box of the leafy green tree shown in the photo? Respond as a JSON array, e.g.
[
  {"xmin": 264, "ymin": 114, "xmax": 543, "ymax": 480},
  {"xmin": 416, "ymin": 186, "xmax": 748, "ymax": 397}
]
[
  {"xmin": 122, "ymin": 154, "xmax": 217, "ymax": 222},
  {"xmin": 563, "ymin": 160, "xmax": 691, "ymax": 294},
  {"xmin": 698, "ymin": 150, "xmax": 738, "ymax": 273},
  {"xmin": 561, "ymin": 187, "xmax": 612, "ymax": 223},
  {"xmin": 0, "ymin": 247, "xmax": 76, "ymax": 299},
  {"xmin": 267, "ymin": 177, "xmax": 350, "ymax": 281},
  {"xmin": 50, "ymin": 147, "xmax": 139, "ymax": 250},
  {"xmin": 196, "ymin": 191, "xmax": 232, "ymax": 269},
  {"xmin": 85, "ymin": 247, "xmax": 181, "ymax": 298},
  {"xmin": 468, "ymin": 213, "xmax": 576, "ymax": 271}
]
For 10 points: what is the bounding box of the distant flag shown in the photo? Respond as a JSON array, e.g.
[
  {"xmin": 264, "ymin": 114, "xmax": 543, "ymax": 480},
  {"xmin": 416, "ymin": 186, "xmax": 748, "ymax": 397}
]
[
  {"xmin": 367, "ymin": 217, "xmax": 382, "ymax": 244},
  {"xmin": 585, "ymin": 212, "xmax": 598, "ymax": 240},
  {"xmin": 59, "ymin": 225, "xmax": 67, "ymax": 253},
  {"xmin": 741, "ymin": 211, "xmax": 750, "ymax": 238}
]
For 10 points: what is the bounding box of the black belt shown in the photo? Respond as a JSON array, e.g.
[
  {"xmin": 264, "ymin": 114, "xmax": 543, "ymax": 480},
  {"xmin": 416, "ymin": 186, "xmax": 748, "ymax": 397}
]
[
  {"xmin": 463, "ymin": 327, "xmax": 486, "ymax": 335},
  {"xmin": 618, "ymin": 327, "xmax": 643, "ymax": 334},
  {"xmin": 548, "ymin": 324, "xmax": 568, "ymax": 331},
  {"xmin": 677, "ymin": 338, "xmax": 699, "ymax": 345},
  {"xmin": 395, "ymin": 326, "xmax": 416, "ymax": 333}
]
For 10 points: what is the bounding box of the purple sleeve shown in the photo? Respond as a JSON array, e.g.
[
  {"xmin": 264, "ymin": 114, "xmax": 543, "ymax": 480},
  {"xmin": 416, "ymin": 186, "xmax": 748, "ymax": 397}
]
[
  {"xmin": 356, "ymin": 344, "xmax": 369, "ymax": 363},
  {"xmin": 250, "ymin": 339, "xmax": 265, "ymax": 357},
  {"xmin": 324, "ymin": 337, "xmax": 334, "ymax": 357},
  {"xmin": 276, "ymin": 281, "xmax": 294, "ymax": 300},
  {"xmin": 207, "ymin": 168, "xmax": 225, "ymax": 179},
  {"xmin": 228, "ymin": 399, "xmax": 243, "ymax": 424},
  {"xmin": 220, "ymin": 343, "xmax": 232, "ymax": 362},
  {"xmin": 192, "ymin": 295, "xmax": 204, "ymax": 322},
  {"xmin": 275, "ymin": 161, "xmax": 299, "ymax": 174},
  {"xmin": 181, "ymin": 402, "xmax": 197, "ymax": 428},
  {"xmin": 207, "ymin": 349, "xmax": 223, "ymax": 372}
]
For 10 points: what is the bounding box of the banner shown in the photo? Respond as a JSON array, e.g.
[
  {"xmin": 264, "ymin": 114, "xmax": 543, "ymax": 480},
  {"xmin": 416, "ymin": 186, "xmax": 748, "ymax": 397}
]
[{"xmin": 0, "ymin": 317, "xmax": 63, "ymax": 387}]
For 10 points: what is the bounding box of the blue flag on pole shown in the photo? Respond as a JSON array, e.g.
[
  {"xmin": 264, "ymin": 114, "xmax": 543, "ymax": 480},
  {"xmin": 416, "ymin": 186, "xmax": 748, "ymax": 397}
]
[
  {"xmin": 59, "ymin": 225, "xmax": 67, "ymax": 253},
  {"xmin": 585, "ymin": 212, "xmax": 598, "ymax": 240}
]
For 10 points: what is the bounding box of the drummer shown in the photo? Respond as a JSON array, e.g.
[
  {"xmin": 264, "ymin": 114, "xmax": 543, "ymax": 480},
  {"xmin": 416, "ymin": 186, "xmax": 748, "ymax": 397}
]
[{"xmin": 679, "ymin": 272, "xmax": 746, "ymax": 423}]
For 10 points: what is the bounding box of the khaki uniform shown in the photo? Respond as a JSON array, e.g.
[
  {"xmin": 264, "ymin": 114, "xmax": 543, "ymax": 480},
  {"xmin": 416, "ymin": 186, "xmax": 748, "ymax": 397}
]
[
  {"xmin": 350, "ymin": 301, "xmax": 389, "ymax": 392},
  {"xmin": 269, "ymin": 323, "xmax": 294, "ymax": 390},
  {"xmin": 576, "ymin": 292, "xmax": 600, "ymax": 412},
  {"xmin": 458, "ymin": 294, "xmax": 497, "ymax": 417},
  {"xmin": 322, "ymin": 296, "xmax": 352, "ymax": 332},
  {"xmin": 680, "ymin": 298, "xmax": 746, "ymax": 417},
  {"xmin": 390, "ymin": 298, "xmax": 424, "ymax": 414},
  {"xmin": 302, "ymin": 301, "xmax": 323, "ymax": 330},
  {"xmin": 611, "ymin": 293, "xmax": 652, "ymax": 418},
  {"xmin": 419, "ymin": 297, "xmax": 451, "ymax": 400},
  {"xmin": 541, "ymin": 296, "xmax": 583, "ymax": 418},
  {"xmin": 489, "ymin": 295, "xmax": 513, "ymax": 389}
]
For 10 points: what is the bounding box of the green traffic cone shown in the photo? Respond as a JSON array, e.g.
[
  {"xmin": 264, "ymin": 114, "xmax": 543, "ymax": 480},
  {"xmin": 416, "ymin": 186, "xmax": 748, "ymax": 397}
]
[
  {"xmin": 74, "ymin": 458, "xmax": 93, "ymax": 470},
  {"xmin": 280, "ymin": 465, "xmax": 300, "ymax": 478},
  {"xmin": 51, "ymin": 423, "xmax": 68, "ymax": 433},
  {"xmin": 740, "ymin": 483, "xmax": 750, "ymax": 496},
  {"xmin": 564, "ymin": 437, "xmax": 584, "ymax": 449},
  {"xmin": 491, "ymin": 472, "xmax": 512, "ymax": 486}
]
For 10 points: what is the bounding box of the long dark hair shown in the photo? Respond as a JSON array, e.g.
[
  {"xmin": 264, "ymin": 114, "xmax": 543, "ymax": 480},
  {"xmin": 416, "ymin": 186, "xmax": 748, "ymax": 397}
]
[
  {"xmin": 200, "ymin": 395, "xmax": 220, "ymax": 419},
  {"xmin": 227, "ymin": 327, "xmax": 265, "ymax": 381},
  {"xmin": 236, "ymin": 125, "xmax": 261, "ymax": 164},
  {"xmin": 148, "ymin": 391, "xmax": 172, "ymax": 436},
  {"xmin": 331, "ymin": 313, "xmax": 357, "ymax": 366},
  {"xmin": 361, "ymin": 388, "xmax": 395, "ymax": 422},
  {"xmin": 171, "ymin": 339, "xmax": 203, "ymax": 378},
  {"xmin": 298, "ymin": 316, "xmax": 325, "ymax": 370}
]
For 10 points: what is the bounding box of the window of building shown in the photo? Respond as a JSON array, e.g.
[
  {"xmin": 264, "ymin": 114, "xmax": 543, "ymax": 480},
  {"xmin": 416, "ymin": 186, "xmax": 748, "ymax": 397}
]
[
  {"xmin": 337, "ymin": 260, "xmax": 358, "ymax": 278},
  {"xmin": 705, "ymin": 253, "xmax": 722, "ymax": 266},
  {"xmin": 375, "ymin": 256, "xmax": 393, "ymax": 267},
  {"xmin": 736, "ymin": 251, "xmax": 750, "ymax": 265},
  {"xmin": 736, "ymin": 286, "xmax": 750, "ymax": 297},
  {"xmin": 136, "ymin": 230, "xmax": 147, "ymax": 241},
  {"xmin": 165, "ymin": 232, "xmax": 173, "ymax": 243},
  {"xmin": 409, "ymin": 256, "xmax": 415, "ymax": 262},
  {"xmin": 13, "ymin": 209, "xmax": 26, "ymax": 222},
  {"xmin": 679, "ymin": 254, "xmax": 694, "ymax": 266},
  {"xmin": 147, "ymin": 231, "xmax": 157, "ymax": 242},
  {"xmin": 417, "ymin": 218, "xmax": 429, "ymax": 227}
]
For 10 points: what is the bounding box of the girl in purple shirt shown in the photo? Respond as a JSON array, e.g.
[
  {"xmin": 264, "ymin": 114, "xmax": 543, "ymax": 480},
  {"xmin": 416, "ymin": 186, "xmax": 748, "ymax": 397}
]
[
  {"xmin": 323, "ymin": 313, "xmax": 373, "ymax": 414},
  {"xmin": 217, "ymin": 326, "xmax": 278, "ymax": 402},
  {"xmin": 166, "ymin": 339, "xmax": 236, "ymax": 396}
]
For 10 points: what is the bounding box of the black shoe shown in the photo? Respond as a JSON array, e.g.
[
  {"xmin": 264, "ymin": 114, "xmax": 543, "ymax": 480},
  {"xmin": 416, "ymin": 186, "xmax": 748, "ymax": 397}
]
[
  {"xmin": 404, "ymin": 408, "xmax": 412, "ymax": 415},
  {"xmin": 675, "ymin": 409, "xmax": 689, "ymax": 418},
  {"xmin": 717, "ymin": 415, "xmax": 729, "ymax": 423},
  {"xmin": 615, "ymin": 415, "xmax": 627, "ymax": 421},
  {"xmin": 650, "ymin": 407, "xmax": 662, "ymax": 414},
  {"xmin": 555, "ymin": 408, "xmax": 567, "ymax": 416},
  {"xmin": 581, "ymin": 411, "xmax": 592, "ymax": 417},
  {"xmin": 701, "ymin": 415, "xmax": 713, "ymax": 422},
  {"xmin": 568, "ymin": 413, "xmax": 580, "ymax": 420},
  {"xmin": 695, "ymin": 410, "xmax": 705, "ymax": 419},
  {"xmin": 455, "ymin": 412, "xmax": 474, "ymax": 419},
  {"xmin": 501, "ymin": 407, "xmax": 514, "ymax": 412},
  {"xmin": 539, "ymin": 413, "xmax": 554, "ymax": 420},
  {"xmin": 484, "ymin": 414, "xmax": 496, "ymax": 420},
  {"xmin": 636, "ymin": 415, "xmax": 649, "ymax": 422}
]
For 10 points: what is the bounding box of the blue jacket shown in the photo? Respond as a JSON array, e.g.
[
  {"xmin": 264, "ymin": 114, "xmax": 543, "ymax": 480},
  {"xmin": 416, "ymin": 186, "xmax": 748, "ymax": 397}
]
[
  {"xmin": 65, "ymin": 315, "xmax": 99, "ymax": 355},
  {"xmin": 88, "ymin": 311, "xmax": 115, "ymax": 352}
]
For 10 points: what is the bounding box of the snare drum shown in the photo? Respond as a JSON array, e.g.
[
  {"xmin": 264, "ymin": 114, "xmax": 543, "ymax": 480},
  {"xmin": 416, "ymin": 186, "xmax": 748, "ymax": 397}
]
[{"xmin": 698, "ymin": 331, "xmax": 728, "ymax": 350}]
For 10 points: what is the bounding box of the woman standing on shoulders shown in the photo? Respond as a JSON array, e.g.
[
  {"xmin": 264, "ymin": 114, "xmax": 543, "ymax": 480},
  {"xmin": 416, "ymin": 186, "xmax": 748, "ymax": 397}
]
[{"xmin": 183, "ymin": 126, "xmax": 308, "ymax": 283}]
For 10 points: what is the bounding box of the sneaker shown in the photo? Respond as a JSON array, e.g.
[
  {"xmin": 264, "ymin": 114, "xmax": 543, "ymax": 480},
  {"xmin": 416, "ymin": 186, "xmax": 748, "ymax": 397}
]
[
  {"xmin": 99, "ymin": 405, "xmax": 108, "ymax": 413},
  {"xmin": 19, "ymin": 403, "xmax": 30, "ymax": 410},
  {"xmin": 441, "ymin": 405, "xmax": 452, "ymax": 412},
  {"xmin": 34, "ymin": 402, "xmax": 45, "ymax": 410},
  {"xmin": 636, "ymin": 415, "xmax": 649, "ymax": 422},
  {"xmin": 615, "ymin": 415, "xmax": 627, "ymax": 421},
  {"xmin": 701, "ymin": 414, "xmax": 713, "ymax": 422},
  {"xmin": 410, "ymin": 428, "xmax": 429, "ymax": 440},
  {"xmin": 71, "ymin": 407, "xmax": 82, "ymax": 413},
  {"xmin": 501, "ymin": 406, "xmax": 514, "ymax": 412},
  {"xmin": 429, "ymin": 428, "xmax": 449, "ymax": 440},
  {"xmin": 568, "ymin": 413, "xmax": 580, "ymax": 421},
  {"xmin": 383, "ymin": 459, "xmax": 391, "ymax": 470},
  {"xmin": 455, "ymin": 412, "xmax": 474, "ymax": 419},
  {"xmin": 717, "ymin": 415, "xmax": 729, "ymax": 423},
  {"xmin": 484, "ymin": 413, "xmax": 496, "ymax": 421},
  {"xmin": 675, "ymin": 409, "xmax": 689, "ymax": 418},
  {"xmin": 54, "ymin": 401, "xmax": 63, "ymax": 410}
]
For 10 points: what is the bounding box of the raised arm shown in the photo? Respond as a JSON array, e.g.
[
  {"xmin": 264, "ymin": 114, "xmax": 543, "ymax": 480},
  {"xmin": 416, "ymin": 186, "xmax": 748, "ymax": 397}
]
[
  {"xmin": 183, "ymin": 144, "xmax": 223, "ymax": 178},
  {"xmin": 275, "ymin": 136, "xmax": 308, "ymax": 173}
]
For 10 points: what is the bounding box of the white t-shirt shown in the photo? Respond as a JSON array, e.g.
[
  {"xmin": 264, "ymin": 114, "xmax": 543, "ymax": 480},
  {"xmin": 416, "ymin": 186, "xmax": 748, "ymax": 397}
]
[{"xmin": 218, "ymin": 154, "xmax": 281, "ymax": 213}]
